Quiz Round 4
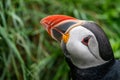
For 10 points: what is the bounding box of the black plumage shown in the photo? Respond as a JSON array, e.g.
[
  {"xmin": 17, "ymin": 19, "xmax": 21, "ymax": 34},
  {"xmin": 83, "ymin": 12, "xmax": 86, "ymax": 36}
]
[{"xmin": 65, "ymin": 57, "xmax": 120, "ymax": 80}]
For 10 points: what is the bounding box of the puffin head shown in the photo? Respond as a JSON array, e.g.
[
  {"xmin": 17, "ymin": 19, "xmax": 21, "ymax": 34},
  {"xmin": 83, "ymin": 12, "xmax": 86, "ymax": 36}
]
[{"xmin": 40, "ymin": 15, "xmax": 114, "ymax": 69}]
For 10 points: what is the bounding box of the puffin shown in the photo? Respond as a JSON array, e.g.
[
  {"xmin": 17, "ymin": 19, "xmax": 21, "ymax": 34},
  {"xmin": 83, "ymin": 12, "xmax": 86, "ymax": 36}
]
[{"xmin": 40, "ymin": 15, "xmax": 120, "ymax": 80}]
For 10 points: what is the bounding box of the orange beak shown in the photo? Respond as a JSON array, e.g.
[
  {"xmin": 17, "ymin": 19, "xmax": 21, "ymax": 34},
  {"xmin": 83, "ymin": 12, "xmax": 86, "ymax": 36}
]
[{"xmin": 40, "ymin": 15, "xmax": 79, "ymax": 42}]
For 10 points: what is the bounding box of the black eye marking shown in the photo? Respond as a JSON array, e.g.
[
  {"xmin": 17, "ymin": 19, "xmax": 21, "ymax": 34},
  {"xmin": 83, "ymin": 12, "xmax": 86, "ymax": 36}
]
[{"xmin": 81, "ymin": 35, "xmax": 92, "ymax": 46}]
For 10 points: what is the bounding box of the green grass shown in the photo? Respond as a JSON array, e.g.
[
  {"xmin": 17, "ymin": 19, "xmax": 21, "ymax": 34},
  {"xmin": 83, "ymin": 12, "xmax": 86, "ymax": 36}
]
[{"xmin": 0, "ymin": 0, "xmax": 120, "ymax": 80}]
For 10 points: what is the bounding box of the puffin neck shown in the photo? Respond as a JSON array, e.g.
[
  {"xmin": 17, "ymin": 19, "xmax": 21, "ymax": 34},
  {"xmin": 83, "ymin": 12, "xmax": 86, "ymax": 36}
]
[{"xmin": 65, "ymin": 57, "xmax": 115, "ymax": 80}]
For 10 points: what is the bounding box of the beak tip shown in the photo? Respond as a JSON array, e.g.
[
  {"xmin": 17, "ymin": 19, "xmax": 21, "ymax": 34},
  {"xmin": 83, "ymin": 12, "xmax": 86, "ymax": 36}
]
[{"xmin": 40, "ymin": 18, "xmax": 50, "ymax": 33}]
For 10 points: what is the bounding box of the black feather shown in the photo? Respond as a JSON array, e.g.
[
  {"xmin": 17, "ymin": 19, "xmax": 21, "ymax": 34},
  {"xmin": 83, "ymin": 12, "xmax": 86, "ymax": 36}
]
[{"xmin": 65, "ymin": 57, "xmax": 120, "ymax": 80}]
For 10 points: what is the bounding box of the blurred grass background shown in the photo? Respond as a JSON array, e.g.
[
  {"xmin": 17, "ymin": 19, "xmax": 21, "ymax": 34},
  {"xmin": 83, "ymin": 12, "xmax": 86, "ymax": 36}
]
[{"xmin": 0, "ymin": 0, "xmax": 120, "ymax": 80}]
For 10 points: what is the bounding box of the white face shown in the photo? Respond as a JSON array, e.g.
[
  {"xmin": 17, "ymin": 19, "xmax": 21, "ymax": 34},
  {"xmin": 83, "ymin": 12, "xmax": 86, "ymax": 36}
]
[{"xmin": 64, "ymin": 26, "xmax": 106, "ymax": 69}]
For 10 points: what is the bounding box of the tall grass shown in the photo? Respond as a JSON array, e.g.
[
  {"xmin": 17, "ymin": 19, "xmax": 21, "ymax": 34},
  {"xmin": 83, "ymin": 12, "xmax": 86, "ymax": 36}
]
[{"xmin": 0, "ymin": 0, "xmax": 120, "ymax": 80}]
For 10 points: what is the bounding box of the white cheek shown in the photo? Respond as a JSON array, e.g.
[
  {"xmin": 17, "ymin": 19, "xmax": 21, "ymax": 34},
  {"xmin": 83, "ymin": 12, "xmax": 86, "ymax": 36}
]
[
  {"xmin": 65, "ymin": 26, "xmax": 106, "ymax": 68},
  {"xmin": 66, "ymin": 38, "xmax": 100, "ymax": 68},
  {"xmin": 66, "ymin": 40, "xmax": 91, "ymax": 60},
  {"xmin": 88, "ymin": 37, "xmax": 104, "ymax": 61},
  {"xmin": 66, "ymin": 26, "xmax": 92, "ymax": 59}
]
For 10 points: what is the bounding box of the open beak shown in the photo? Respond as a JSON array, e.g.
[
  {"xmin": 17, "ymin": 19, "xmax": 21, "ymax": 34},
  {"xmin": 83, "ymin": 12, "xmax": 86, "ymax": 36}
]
[{"xmin": 40, "ymin": 15, "xmax": 82, "ymax": 42}]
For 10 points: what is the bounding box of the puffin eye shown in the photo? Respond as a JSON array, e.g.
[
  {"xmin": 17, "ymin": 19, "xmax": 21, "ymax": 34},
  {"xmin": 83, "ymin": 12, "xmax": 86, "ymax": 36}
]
[{"xmin": 81, "ymin": 35, "xmax": 91, "ymax": 46}]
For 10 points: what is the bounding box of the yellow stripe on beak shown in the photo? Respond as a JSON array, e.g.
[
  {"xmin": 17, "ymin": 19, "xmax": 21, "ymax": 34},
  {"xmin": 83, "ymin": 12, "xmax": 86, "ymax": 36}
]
[{"xmin": 62, "ymin": 33, "xmax": 69, "ymax": 43}]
